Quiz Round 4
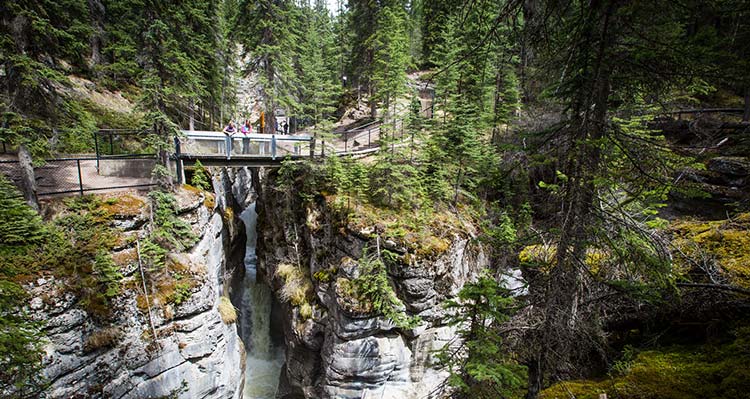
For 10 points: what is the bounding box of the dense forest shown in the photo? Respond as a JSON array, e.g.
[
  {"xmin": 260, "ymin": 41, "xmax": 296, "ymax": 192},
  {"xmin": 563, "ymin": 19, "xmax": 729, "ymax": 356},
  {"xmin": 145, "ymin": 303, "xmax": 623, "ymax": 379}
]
[{"xmin": 2, "ymin": 0, "xmax": 750, "ymax": 398}]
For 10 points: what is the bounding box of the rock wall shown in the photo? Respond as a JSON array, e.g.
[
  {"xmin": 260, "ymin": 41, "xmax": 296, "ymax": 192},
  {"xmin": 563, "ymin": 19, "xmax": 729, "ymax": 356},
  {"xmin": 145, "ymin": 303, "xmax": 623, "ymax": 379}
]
[
  {"xmin": 255, "ymin": 169, "xmax": 487, "ymax": 399},
  {"xmin": 28, "ymin": 183, "xmax": 246, "ymax": 399}
]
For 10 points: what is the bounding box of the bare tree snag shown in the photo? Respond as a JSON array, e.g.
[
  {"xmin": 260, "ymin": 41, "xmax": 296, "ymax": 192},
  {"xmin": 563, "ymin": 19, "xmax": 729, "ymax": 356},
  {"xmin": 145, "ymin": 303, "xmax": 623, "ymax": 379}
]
[{"xmin": 17, "ymin": 144, "xmax": 39, "ymax": 211}]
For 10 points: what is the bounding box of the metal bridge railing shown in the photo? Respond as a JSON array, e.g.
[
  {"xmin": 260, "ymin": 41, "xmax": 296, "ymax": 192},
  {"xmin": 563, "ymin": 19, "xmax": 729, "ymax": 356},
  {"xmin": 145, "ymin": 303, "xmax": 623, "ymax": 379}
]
[{"xmin": 177, "ymin": 130, "xmax": 314, "ymax": 160}]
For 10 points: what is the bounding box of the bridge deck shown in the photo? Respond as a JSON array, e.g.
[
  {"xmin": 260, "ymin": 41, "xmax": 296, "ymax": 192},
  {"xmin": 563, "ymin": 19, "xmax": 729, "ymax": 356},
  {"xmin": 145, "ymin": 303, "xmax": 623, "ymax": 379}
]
[{"xmin": 176, "ymin": 153, "xmax": 307, "ymax": 167}]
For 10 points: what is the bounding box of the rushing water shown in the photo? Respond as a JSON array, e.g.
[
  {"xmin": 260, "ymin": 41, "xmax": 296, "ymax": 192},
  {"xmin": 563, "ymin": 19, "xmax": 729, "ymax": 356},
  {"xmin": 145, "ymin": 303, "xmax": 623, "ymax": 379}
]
[{"xmin": 239, "ymin": 204, "xmax": 285, "ymax": 398}]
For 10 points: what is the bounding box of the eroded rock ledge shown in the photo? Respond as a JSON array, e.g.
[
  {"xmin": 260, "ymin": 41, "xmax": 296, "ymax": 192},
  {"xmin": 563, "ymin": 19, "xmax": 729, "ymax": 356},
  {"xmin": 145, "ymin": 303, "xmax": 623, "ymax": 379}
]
[
  {"xmin": 28, "ymin": 182, "xmax": 245, "ymax": 399},
  {"xmin": 256, "ymin": 169, "xmax": 487, "ymax": 399}
]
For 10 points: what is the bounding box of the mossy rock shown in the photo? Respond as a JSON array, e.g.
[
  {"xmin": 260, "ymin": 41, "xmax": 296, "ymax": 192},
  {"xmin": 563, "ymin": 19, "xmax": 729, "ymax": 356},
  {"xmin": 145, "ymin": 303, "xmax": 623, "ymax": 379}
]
[
  {"xmin": 542, "ymin": 328, "xmax": 750, "ymax": 399},
  {"xmin": 671, "ymin": 214, "xmax": 750, "ymax": 287}
]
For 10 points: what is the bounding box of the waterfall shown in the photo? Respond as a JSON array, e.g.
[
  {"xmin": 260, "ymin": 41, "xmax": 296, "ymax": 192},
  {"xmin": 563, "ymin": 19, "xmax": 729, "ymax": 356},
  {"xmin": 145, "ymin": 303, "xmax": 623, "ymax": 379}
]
[{"xmin": 239, "ymin": 204, "xmax": 285, "ymax": 398}]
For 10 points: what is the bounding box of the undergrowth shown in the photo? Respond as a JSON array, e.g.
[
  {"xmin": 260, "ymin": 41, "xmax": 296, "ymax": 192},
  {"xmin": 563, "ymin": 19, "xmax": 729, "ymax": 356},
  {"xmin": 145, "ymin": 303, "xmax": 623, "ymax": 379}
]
[
  {"xmin": 0, "ymin": 176, "xmax": 45, "ymax": 396},
  {"xmin": 136, "ymin": 189, "xmax": 199, "ymax": 316},
  {"xmin": 541, "ymin": 323, "xmax": 750, "ymax": 399},
  {"xmin": 336, "ymin": 249, "xmax": 419, "ymax": 329}
]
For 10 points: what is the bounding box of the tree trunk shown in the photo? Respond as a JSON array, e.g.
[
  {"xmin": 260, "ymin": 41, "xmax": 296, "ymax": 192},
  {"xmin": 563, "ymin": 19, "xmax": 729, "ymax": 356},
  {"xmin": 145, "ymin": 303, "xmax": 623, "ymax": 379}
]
[
  {"xmin": 525, "ymin": 354, "xmax": 543, "ymax": 399},
  {"xmin": 370, "ymin": 86, "xmax": 378, "ymax": 119},
  {"xmin": 743, "ymin": 86, "xmax": 749, "ymax": 122},
  {"xmin": 18, "ymin": 144, "xmax": 39, "ymax": 211},
  {"xmin": 265, "ymin": 57, "xmax": 275, "ymax": 134},
  {"xmin": 88, "ymin": 0, "xmax": 105, "ymax": 68},
  {"xmin": 189, "ymin": 98, "xmax": 195, "ymax": 131},
  {"xmin": 528, "ymin": 3, "xmax": 616, "ymax": 398}
]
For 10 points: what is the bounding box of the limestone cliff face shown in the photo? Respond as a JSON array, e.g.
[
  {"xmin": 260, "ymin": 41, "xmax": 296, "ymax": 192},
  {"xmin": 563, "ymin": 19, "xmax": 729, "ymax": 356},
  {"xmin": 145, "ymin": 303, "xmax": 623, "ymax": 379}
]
[
  {"xmin": 255, "ymin": 169, "xmax": 487, "ymax": 399},
  {"xmin": 27, "ymin": 183, "xmax": 245, "ymax": 399}
]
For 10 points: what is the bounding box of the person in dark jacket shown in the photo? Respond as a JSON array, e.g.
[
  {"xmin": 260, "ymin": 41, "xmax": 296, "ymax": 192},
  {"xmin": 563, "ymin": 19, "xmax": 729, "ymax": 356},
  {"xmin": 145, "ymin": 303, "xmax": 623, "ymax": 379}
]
[{"xmin": 222, "ymin": 121, "xmax": 236, "ymax": 159}]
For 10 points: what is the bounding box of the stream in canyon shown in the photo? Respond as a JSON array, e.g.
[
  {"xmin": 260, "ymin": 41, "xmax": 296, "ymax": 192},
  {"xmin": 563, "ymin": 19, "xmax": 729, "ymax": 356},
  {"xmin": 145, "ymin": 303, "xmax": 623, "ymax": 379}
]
[{"xmin": 239, "ymin": 203, "xmax": 285, "ymax": 398}]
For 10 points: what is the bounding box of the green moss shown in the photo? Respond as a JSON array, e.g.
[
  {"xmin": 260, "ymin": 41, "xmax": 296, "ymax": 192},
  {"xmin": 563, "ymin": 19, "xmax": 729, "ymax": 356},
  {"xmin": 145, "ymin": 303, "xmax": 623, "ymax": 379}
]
[
  {"xmin": 518, "ymin": 244, "xmax": 609, "ymax": 274},
  {"xmin": 671, "ymin": 214, "xmax": 750, "ymax": 287},
  {"xmin": 313, "ymin": 267, "xmax": 338, "ymax": 283},
  {"xmin": 542, "ymin": 327, "xmax": 750, "ymax": 399}
]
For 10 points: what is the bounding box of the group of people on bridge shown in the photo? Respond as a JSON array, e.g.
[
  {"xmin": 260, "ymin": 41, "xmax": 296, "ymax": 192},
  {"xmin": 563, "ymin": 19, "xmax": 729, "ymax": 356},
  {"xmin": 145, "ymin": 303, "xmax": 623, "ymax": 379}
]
[{"xmin": 221, "ymin": 111, "xmax": 289, "ymax": 159}]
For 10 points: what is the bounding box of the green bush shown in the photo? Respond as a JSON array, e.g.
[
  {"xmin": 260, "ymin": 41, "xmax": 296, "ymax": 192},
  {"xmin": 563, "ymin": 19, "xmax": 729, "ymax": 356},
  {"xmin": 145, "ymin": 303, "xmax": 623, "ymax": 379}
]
[
  {"xmin": 349, "ymin": 249, "xmax": 419, "ymax": 329},
  {"xmin": 190, "ymin": 160, "xmax": 210, "ymax": 191}
]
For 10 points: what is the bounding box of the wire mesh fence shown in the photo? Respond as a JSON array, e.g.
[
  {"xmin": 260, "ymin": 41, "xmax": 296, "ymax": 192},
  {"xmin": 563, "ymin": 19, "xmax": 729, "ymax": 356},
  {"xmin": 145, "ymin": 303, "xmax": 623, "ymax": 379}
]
[{"xmin": 0, "ymin": 156, "xmax": 156, "ymax": 197}]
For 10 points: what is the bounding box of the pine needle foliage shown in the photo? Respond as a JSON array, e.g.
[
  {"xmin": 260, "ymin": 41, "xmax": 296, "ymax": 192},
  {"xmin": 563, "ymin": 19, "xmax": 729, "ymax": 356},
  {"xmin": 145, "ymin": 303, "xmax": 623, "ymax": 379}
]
[
  {"xmin": 438, "ymin": 274, "xmax": 526, "ymax": 399},
  {"xmin": 349, "ymin": 248, "xmax": 419, "ymax": 329},
  {"xmin": 0, "ymin": 176, "xmax": 45, "ymax": 398},
  {"xmin": 190, "ymin": 160, "xmax": 211, "ymax": 191}
]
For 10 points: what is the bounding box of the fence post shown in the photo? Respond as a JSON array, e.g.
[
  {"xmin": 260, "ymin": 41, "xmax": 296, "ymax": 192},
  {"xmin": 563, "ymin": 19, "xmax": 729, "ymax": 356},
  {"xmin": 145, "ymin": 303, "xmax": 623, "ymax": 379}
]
[
  {"xmin": 93, "ymin": 132, "xmax": 100, "ymax": 173},
  {"xmin": 271, "ymin": 134, "xmax": 277, "ymax": 160},
  {"xmin": 76, "ymin": 159, "xmax": 84, "ymax": 196},
  {"xmin": 344, "ymin": 131, "xmax": 348, "ymax": 153},
  {"xmin": 174, "ymin": 136, "xmax": 184, "ymax": 185},
  {"xmin": 368, "ymin": 128, "xmax": 371, "ymax": 147}
]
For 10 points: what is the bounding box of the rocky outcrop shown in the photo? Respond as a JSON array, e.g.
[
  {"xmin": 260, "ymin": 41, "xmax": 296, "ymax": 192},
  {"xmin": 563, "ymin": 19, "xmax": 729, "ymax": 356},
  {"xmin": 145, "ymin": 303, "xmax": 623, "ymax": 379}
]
[
  {"xmin": 28, "ymin": 185, "xmax": 245, "ymax": 399},
  {"xmin": 256, "ymin": 170, "xmax": 486, "ymax": 399}
]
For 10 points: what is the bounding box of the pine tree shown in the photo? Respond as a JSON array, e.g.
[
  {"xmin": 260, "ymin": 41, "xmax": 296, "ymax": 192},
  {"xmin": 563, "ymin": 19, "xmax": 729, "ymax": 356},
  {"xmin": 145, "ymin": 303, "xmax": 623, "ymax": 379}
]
[
  {"xmin": 437, "ymin": 275, "xmax": 526, "ymax": 398},
  {"xmin": 236, "ymin": 0, "xmax": 299, "ymax": 133},
  {"xmin": 369, "ymin": 4, "xmax": 410, "ymax": 121},
  {"xmin": 295, "ymin": 0, "xmax": 341, "ymax": 153},
  {"xmin": 0, "ymin": 0, "xmax": 93, "ymax": 207}
]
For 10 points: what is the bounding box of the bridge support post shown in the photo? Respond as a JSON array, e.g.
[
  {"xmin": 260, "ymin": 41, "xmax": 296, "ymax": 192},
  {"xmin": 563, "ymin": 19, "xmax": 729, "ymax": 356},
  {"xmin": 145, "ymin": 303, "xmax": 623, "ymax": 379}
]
[
  {"xmin": 271, "ymin": 134, "xmax": 277, "ymax": 160},
  {"xmin": 174, "ymin": 136, "xmax": 185, "ymax": 185}
]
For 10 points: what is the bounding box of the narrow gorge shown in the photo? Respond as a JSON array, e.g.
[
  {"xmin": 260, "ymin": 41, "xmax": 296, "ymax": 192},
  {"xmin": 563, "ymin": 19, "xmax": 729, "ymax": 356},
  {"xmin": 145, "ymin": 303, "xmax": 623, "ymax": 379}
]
[{"xmin": 228, "ymin": 166, "xmax": 492, "ymax": 398}]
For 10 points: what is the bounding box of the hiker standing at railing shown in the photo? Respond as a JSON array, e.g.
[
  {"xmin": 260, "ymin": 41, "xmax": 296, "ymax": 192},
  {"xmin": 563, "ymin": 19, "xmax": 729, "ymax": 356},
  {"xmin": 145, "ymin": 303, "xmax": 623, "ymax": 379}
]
[
  {"xmin": 241, "ymin": 120, "xmax": 251, "ymax": 154},
  {"xmin": 223, "ymin": 121, "xmax": 236, "ymax": 159}
]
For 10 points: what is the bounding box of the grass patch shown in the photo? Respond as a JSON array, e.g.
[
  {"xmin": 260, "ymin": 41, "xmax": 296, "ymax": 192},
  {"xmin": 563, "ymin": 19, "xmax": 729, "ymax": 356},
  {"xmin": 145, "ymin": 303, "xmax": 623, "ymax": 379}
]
[
  {"xmin": 218, "ymin": 296, "xmax": 237, "ymax": 324},
  {"xmin": 332, "ymin": 197, "xmax": 468, "ymax": 260},
  {"xmin": 276, "ymin": 263, "xmax": 313, "ymax": 307},
  {"xmin": 83, "ymin": 327, "xmax": 123, "ymax": 352}
]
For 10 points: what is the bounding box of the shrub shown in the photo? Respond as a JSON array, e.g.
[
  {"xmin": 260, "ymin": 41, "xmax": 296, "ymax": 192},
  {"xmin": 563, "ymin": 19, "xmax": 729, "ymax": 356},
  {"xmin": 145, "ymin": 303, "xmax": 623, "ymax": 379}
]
[
  {"xmin": 190, "ymin": 160, "xmax": 211, "ymax": 191},
  {"xmin": 346, "ymin": 249, "xmax": 419, "ymax": 329},
  {"xmin": 0, "ymin": 176, "xmax": 45, "ymax": 396},
  {"xmin": 299, "ymin": 302, "xmax": 313, "ymax": 320}
]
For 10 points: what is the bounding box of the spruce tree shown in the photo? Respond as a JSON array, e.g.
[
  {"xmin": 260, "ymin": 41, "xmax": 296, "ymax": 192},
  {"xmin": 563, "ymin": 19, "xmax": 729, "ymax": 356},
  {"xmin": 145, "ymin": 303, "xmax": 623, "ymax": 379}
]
[{"xmin": 236, "ymin": 0, "xmax": 299, "ymax": 133}]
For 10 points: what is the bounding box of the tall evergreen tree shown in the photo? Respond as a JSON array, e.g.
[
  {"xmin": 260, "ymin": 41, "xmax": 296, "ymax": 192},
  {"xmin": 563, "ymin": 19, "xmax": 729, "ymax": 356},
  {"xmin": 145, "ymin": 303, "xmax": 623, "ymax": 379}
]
[
  {"xmin": 236, "ymin": 0, "xmax": 299, "ymax": 134},
  {"xmin": 520, "ymin": 1, "xmax": 707, "ymax": 396},
  {"xmin": 296, "ymin": 0, "xmax": 341, "ymax": 152},
  {"xmin": 369, "ymin": 3, "xmax": 410, "ymax": 120},
  {"xmin": 0, "ymin": 0, "xmax": 92, "ymax": 207}
]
